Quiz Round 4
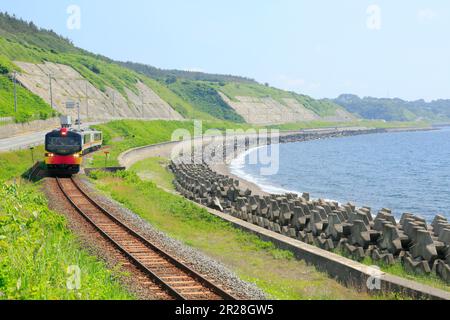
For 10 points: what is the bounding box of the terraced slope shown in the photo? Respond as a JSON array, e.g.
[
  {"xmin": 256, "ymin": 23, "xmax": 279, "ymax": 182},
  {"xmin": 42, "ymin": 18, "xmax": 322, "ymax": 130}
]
[
  {"xmin": 216, "ymin": 83, "xmax": 356, "ymax": 125},
  {"xmin": 15, "ymin": 61, "xmax": 182, "ymax": 121}
]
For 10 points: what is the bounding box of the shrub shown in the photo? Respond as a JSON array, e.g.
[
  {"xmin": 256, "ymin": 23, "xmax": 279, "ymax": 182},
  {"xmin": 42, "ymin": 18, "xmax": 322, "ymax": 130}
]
[{"xmin": 0, "ymin": 64, "xmax": 8, "ymax": 75}]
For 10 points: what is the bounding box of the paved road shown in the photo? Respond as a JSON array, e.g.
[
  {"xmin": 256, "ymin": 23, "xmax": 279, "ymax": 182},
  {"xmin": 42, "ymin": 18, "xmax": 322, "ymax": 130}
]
[{"xmin": 0, "ymin": 122, "xmax": 101, "ymax": 152}]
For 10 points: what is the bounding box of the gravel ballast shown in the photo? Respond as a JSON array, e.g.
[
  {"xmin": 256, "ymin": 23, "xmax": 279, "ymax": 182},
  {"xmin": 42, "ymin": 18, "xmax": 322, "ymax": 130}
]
[{"xmin": 77, "ymin": 177, "xmax": 267, "ymax": 300}]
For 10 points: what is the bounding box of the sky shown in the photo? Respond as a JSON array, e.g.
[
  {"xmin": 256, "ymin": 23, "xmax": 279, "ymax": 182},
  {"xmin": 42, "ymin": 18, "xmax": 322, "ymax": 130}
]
[{"xmin": 1, "ymin": 0, "xmax": 450, "ymax": 101}]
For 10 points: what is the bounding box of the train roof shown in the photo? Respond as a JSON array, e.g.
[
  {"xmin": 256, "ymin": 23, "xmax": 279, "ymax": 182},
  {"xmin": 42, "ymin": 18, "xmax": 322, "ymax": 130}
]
[
  {"xmin": 46, "ymin": 128, "xmax": 102, "ymax": 137},
  {"xmin": 48, "ymin": 128, "xmax": 101, "ymax": 134}
]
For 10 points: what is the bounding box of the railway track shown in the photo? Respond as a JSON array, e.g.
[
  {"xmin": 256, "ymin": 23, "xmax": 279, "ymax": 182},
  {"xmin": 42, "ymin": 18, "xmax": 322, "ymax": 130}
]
[{"xmin": 55, "ymin": 176, "xmax": 236, "ymax": 301}]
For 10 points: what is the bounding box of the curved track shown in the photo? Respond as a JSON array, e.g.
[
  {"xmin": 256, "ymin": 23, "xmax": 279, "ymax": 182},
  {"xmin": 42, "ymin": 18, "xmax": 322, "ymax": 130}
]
[{"xmin": 56, "ymin": 177, "xmax": 236, "ymax": 300}]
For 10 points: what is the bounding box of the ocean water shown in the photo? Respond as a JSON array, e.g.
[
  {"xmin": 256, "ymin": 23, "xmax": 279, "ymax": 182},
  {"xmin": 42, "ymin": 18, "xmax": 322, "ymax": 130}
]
[{"xmin": 230, "ymin": 127, "xmax": 450, "ymax": 221}]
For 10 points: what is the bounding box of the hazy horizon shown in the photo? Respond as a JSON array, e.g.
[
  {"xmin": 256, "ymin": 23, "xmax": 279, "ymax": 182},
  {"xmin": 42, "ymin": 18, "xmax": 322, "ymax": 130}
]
[{"xmin": 1, "ymin": 0, "xmax": 450, "ymax": 101}]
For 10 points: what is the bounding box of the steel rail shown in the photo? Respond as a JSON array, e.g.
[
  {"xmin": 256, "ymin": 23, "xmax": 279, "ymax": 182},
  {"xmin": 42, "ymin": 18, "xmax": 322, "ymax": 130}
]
[{"xmin": 55, "ymin": 177, "xmax": 236, "ymax": 301}]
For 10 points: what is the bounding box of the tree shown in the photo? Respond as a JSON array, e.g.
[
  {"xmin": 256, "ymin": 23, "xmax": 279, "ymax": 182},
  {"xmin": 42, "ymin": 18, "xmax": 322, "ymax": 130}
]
[{"xmin": 165, "ymin": 75, "xmax": 177, "ymax": 85}]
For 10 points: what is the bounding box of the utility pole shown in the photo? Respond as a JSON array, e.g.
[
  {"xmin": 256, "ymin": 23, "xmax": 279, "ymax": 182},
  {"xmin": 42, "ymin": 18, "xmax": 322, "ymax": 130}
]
[
  {"xmin": 77, "ymin": 102, "xmax": 81, "ymax": 131},
  {"xmin": 85, "ymin": 81, "xmax": 89, "ymax": 120},
  {"xmin": 13, "ymin": 71, "xmax": 17, "ymax": 113},
  {"xmin": 141, "ymin": 94, "xmax": 145, "ymax": 118},
  {"xmin": 49, "ymin": 73, "xmax": 54, "ymax": 109},
  {"xmin": 112, "ymin": 91, "xmax": 115, "ymax": 117}
]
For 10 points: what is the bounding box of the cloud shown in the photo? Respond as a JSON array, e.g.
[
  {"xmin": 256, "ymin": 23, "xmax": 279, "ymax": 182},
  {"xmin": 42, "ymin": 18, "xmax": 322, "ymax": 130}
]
[{"xmin": 418, "ymin": 8, "xmax": 438, "ymax": 23}]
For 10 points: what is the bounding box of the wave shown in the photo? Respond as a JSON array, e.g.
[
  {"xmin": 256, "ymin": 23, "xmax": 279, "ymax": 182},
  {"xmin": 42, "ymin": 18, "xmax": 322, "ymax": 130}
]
[
  {"xmin": 229, "ymin": 145, "xmax": 341, "ymax": 204},
  {"xmin": 230, "ymin": 146, "xmax": 302, "ymax": 196}
]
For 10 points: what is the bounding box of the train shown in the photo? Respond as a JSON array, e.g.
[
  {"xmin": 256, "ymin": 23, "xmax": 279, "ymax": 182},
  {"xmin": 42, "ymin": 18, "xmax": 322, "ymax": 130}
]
[{"xmin": 45, "ymin": 127, "xmax": 103, "ymax": 175}]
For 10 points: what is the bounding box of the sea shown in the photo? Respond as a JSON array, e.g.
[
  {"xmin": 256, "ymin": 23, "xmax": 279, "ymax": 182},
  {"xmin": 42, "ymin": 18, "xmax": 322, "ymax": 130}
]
[{"xmin": 230, "ymin": 127, "xmax": 450, "ymax": 221}]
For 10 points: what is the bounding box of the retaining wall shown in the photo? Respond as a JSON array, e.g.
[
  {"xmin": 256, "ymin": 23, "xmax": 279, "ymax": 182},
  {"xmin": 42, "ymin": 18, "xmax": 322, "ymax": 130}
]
[{"xmin": 0, "ymin": 118, "xmax": 60, "ymax": 139}]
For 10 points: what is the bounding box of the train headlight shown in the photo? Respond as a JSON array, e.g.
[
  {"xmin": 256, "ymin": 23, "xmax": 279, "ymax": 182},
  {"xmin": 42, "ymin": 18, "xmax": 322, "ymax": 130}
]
[
  {"xmin": 73, "ymin": 153, "xmax": 80, "ymax": 158},
  {"xmin": 46, "ymin": 153, "xmax": 54, "ymax": 157}
]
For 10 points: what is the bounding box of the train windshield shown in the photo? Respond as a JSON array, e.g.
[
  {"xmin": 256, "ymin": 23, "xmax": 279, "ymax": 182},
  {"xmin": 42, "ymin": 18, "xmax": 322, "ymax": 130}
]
[{"xmin": 46, "ymin": 136, "xmax": 82, "ymax": 155}]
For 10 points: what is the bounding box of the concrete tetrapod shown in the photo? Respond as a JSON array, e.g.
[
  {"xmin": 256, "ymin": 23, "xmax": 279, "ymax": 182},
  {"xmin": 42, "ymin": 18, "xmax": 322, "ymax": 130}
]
[
  {"xmin": 378, "ymin": 223, "xmax": 403, "ymax": 255},
  {"xmin": 410, "ymin": 229, "xmax": 438, "ymax": 262},
  {"xmin": 169, "ymin": 161, "xmax": 450, "ymax": 284}
]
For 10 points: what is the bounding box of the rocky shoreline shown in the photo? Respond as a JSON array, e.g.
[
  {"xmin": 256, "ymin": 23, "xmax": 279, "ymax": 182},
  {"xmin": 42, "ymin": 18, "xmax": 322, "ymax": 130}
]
[{"xmin": 168, "ymin": 127, "xmax": 450, "ymax": 285}]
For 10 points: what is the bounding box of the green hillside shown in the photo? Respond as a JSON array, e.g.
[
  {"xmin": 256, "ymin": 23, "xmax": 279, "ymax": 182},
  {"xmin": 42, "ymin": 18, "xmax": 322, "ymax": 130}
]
[
  {"xmin": 0, "ymin": 12, "xmax": 218, "ymax": 122},
  {"xmin": 216, "ymin": 82, "xmax": 345, "ymax": 117},
  {"xmin": 166, "ymin": 80, "xmax": 245, "ymax": 122},
  {"xmin": 334, "ymin": 94, "xmax": 450, "ymax": 122},
  {"xmin": 119, "ymin": 61, "xmax": 256, "ymax": 84},
  {"xmin": 139, "ymin": 77, "xmax": 216, "ymax": 120},
  {"xmin": 124, "ymin": 63, "xmax": 350, "ymax": 121}
]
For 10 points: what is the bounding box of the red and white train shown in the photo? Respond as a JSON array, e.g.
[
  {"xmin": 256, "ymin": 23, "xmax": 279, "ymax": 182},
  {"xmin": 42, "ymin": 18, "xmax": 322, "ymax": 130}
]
[{"xmin": 45, "ymin": 127, "xmax": 103, "ymax": 175}]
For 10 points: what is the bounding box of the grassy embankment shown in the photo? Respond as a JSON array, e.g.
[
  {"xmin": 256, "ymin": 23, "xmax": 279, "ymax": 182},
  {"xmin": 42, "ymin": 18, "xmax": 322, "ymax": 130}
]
[
  {"xmin": 90, "ymin": 169, "xmax": 370, "ymax": 300},
  {"xmin": 0, "ymin": 149, "xmax": 134, "ymax": 300}
]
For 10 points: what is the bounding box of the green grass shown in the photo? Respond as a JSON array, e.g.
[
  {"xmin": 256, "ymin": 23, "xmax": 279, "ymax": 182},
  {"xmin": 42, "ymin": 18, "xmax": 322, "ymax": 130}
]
[
  {"xmin": 140, "ymin": 77, "xmax": 215, "ymax": 120},
  {"xmin": 89, "ymin": 170, "xmax": 371, "ymax": 300},
  {"xmin": 167, "ymin": 80, "xmax": 245, "ymax": 122},
  {"xmin": 0, "ymin": 37, "xmax": 141, "ymax": 97},
  {"xmin": 0, "ymin": 74, "xmax": 56, "ymax": 123},
  {"xmin": 0, "ymin": 182, "xmax": 134, "ymax": 300},
  {"xmin": 0, "ymin": 146, "xmax": 44, "ymax": 182},
  {"xmin": 0, "ymin": 54, "xmax": 19, "ymax": 73},
  {"xmin": 359, "ymin": 256, "xmax": 450, "ymax": 293},
  {"xmin": 130, "ymin": 157, "xmax": 175, "ymax": 192}
]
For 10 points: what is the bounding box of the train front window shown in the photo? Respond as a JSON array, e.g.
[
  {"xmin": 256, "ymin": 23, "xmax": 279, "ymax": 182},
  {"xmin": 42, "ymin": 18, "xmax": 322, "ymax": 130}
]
[{"xmin": 46, "ymin": 136, "xmax": 82, "ymax": 155}]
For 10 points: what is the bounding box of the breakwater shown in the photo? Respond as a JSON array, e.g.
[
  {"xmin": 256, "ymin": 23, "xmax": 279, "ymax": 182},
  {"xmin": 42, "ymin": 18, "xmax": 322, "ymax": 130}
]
[{"xmin": 169, "ymin": 128, "xmax": 450, "ymax": 286}]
